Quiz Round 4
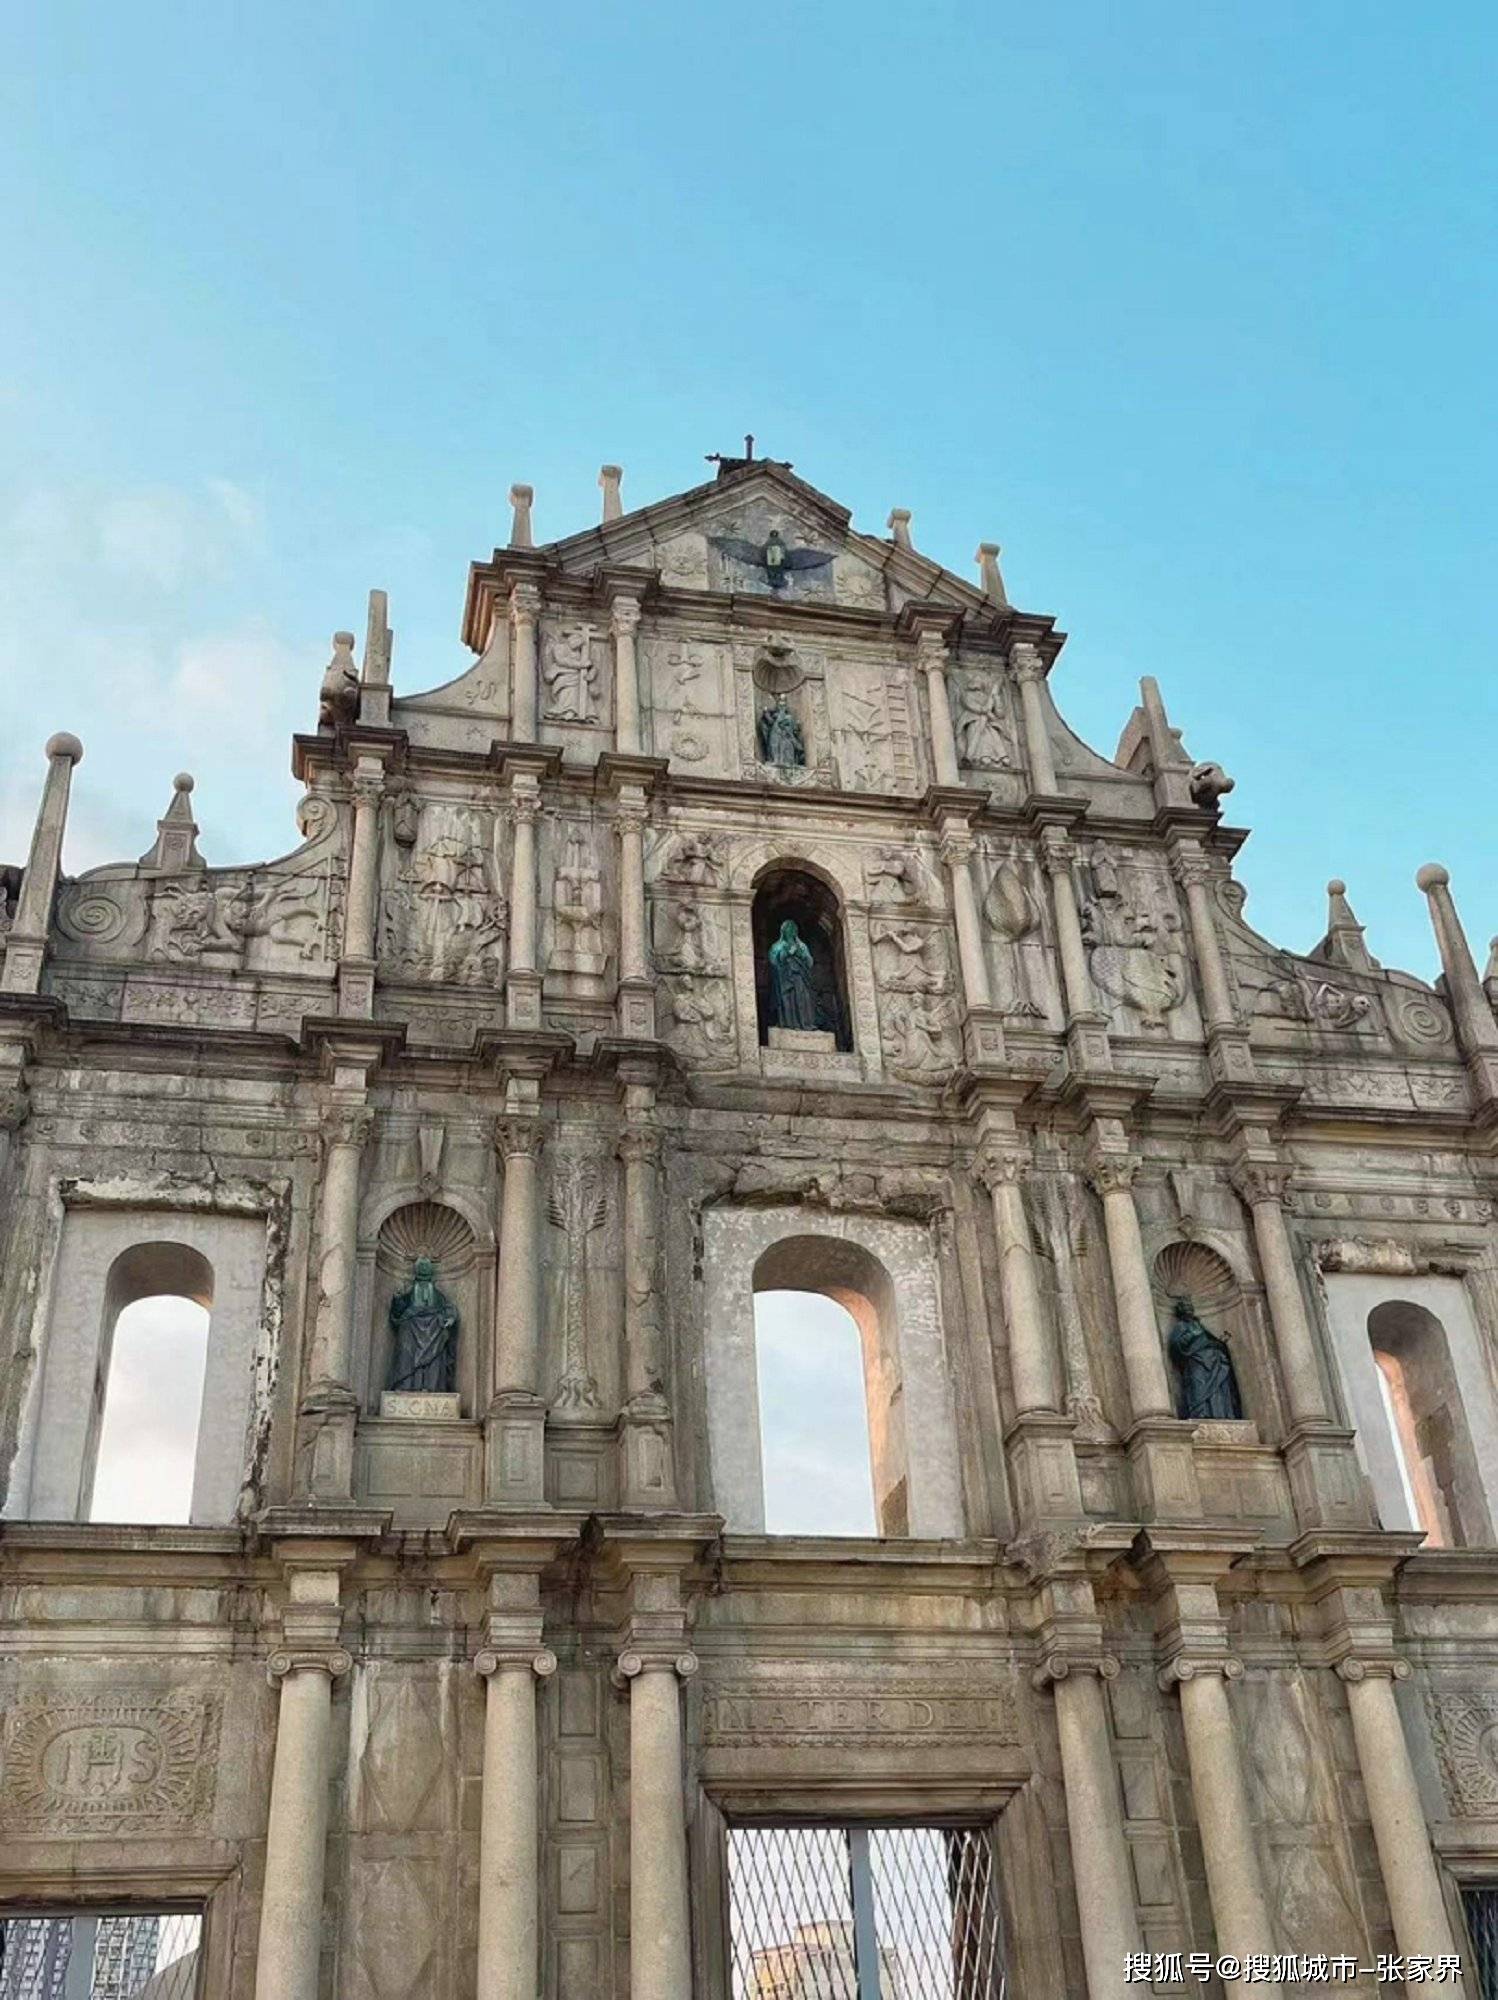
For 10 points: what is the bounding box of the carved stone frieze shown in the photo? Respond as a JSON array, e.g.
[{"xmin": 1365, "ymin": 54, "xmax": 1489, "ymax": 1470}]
[
  {"xmin": 699, "ymin": 1673, "xmax": 1018, "ymax": 1749},
  {"xmin": 1428, "ymin": 1689, "xmax": 1498, "ymax": 1816}
]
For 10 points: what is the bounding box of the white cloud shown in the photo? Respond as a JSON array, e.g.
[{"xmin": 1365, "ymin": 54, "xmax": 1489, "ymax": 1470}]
[{"xmin": 173, "ymin": 621, "xmax": 296, "ymax": 737}]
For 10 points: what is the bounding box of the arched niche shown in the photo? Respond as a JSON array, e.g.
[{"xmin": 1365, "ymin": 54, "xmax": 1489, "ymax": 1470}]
[
  {"xmin": 750, "ymin": 862, "xmax": 853, "ymax": 1050},
  {"xmin": 10, "ymin": 1210, "xmax": 268, "ymax": 1526},
  {"xmin": 700, "ymin": 1205, "xmax": 963, "ymax": 1539},
  {"xmin": 363, "ymin": 1200, "xmax": 481, "ymax": 1414},
  {"xmin": 1151, "ymin": 1240, "xmax": 1270, "ymax": 1429}
]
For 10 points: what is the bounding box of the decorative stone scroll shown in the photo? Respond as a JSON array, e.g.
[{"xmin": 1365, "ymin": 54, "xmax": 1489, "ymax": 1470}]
[
  {"xmin": 699, "ymin": 1673, "xmax": 1018, "ymax": 1749},
  {"xmin": 0, "ymin": 1691, "xmax": 223, "ymax": 1834}
]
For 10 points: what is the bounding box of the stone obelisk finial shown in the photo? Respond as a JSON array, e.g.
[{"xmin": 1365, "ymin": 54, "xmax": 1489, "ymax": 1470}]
[
  {"xmin": 599, "ymin": 465, "xmax": 623, "ymax": 523},
  {"xmin": 975, "ymin": 542, "xmax": 1009, "ymax": 607},
  {"xmin": 508, "ymin": 483, "xmax": 535, "ymax": 549}
]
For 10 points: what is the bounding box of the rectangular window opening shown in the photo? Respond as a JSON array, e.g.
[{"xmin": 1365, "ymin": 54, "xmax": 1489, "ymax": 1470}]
[
  {"xmin": 726, "ymin": 1821, "xmax": 1006, "ymax": 1998},
  {"xmin": 0, "ymin": 1909, "xmax": 204, "ymax": 1999},
  {"xmin": 1464, "ymin": 1886, "xmax": 1498, "ymax": 2000}
]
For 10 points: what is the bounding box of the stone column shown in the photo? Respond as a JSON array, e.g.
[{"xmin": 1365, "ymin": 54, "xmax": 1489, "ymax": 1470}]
[
  {"xmin": 1161, "ymin": 1658, "xmax": 1282, "ymax": 1999},
  {"xmin": 939, "ymin": 822, "xmax": 993, "ymax": 1010},
  {"xmin": 617, "ymin": 1649, "xmax": 698, "ymax": 2000},
  {"xmin": 506, "ymin": 781, "xmax": 543, "ymax": 1030},
  {"xmin": 1417, "ymin": 864, "xmax": 1498, "ymax": 1103},
  {"xmin": 308, "ymin": 1104, "xmax": 373, "ymax": 1395},
  {"xmin": 1011, "ymin": 644, "xmax": 1058, "ymax": 795},
  {"xmin": 488, "ymin": 1115, "xmax": 546, "ymax": 1503},
  {"xmin": 255, "ymin": 1650, "xmax": 351, "ymax": 2000},
  {"xmin": 510, "ymin": 582, "xmax": 542, "ymax": 742},
  {"xmin": 919, "ymin": 629, "xmax": 960, "ymax": 786},
  {"xmin": 615, "ymin": 789, "xmax": 655, "ymax": 1039},
  {"xmin": 977, "ymin": 1146, "xmax": 1057, "ymax": 1414},
  {"xmin": 1231, "ymin": 1163, "xmax": 1329, "ymax": 1426},
  {"xmin": 612, "ymin": 596, "xmax": 643, "ymax": 755},
  {"xmin": 338, "ymin": 761, "xmax": 384, "ymax": 1016},
  {"xmin": 1337, "ymin": 1659, "xmax": 1463, "ymax": 1973},
  {"xmin": 1, "ymin": 732, "xmax": 83, "ymax": 994},
  {"xmin": 1033, "ymin": 1655, "xmax": 1141, "ymax": 2000},
  {"xmin": 1038, "ymin": 825, "xmax": 1096, "ymax": 1022},
  {"xmin": 475, "ymin": 1644, "xmax": 558, "ymax": 2000},
  {"xmin": 1171, "ymin": 843, "xmax": 1237, "ymax": 1033},
  {"xmin": 1088, "ymin": 1157, "xmax": 1172, "ymax": 1420}
]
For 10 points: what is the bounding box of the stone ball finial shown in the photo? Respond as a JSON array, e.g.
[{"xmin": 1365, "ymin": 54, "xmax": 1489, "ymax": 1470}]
[
  {"xmin": 887, "ymin": 507, "xmax": 913, "ymax": 550},
  {"xmin": 1327, "ymin": 878, "xmax": 1346, "ymax": 897},
  {"xmin": 1416, "ymin": 863, "xmax": 1450, "ymax": 892},
  {"xmin": 174, "ymin": 772, "xmax": 195, "ymax": 794},
  {"xmin": 45, "ymin": 731, "xmax": 83, "ymax": 764},
  {"xmin": 333, "ymin": 630, "xmax": 356, "ymax": 650}
]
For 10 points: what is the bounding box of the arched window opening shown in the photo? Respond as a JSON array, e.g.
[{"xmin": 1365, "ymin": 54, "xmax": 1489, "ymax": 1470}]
[
  {"xmin": 87, "ymin": 1242, "xmax": 214, "ymax": 1526},
  {"xmin": 1367, "ymin": 1300, "xmax": 1480, "ymax": 1546},
  {"xmin": 752, "ymin": 865, "xmax": 853, "ymax": 1051},
  {"xmin": 751, "ymin": 1237, "xmax": 909, "ymax": 1538},
  {"xmin": 754, "ymin": 1291, "xmax": 879, "ymax": 1535}
]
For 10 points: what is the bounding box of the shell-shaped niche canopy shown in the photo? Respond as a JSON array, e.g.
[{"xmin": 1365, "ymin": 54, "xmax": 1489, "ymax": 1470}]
[
  {"xmin": 1151, "ymin": 1240, "xmax": 1238, "ymax": 1321},
  {"xmin": 377, "ymin": 1201, "xmax": 475, "ymax": 1276}
]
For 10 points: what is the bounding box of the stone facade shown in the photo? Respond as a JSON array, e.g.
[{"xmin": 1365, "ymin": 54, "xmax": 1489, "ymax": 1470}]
[{"xmin": 2, "ymin": 452, "xmax": 1496, "ymax": 1996}]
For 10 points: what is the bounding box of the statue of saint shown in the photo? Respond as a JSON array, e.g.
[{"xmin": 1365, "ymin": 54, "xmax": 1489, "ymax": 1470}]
[
  {"xmin": 767, "ymin": 918, "xmax": 819, "ymax": 1030},
  {"xmin": 1167, "ymin": 1297, "xmax": 1242, "ymax": 1421},
  {"xmin": 387, "ymin": 1255, "xmax": 460, "ymax": 1394},
  {"xmin": 757, "ymin": 694, "xmax": 806, "ymax": 767}
]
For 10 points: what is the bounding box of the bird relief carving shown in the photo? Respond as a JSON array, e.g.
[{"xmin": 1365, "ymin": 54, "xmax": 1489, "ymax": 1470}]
[{"xmin": 548, "ymin": 1158, "xmax": 609, "ymax": 1414}]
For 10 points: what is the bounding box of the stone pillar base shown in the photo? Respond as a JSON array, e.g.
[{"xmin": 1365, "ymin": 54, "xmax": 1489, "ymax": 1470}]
[
  {"xmin": 300, "ymin": 1386, "xmax": 357, "ymax": 1502},
  {"xmin": 1125, "ymin": 1416, "xmax": 1203, "ymax": 1520},
  {"xmin": 0, "ymin": 937, "xmax": 45, "ymax": 994},
  {"xmin": 1205, "ymin": 1024, "xmax": 1256, "ymax": 1084},
  {"xmin": 1065, "ymin": 1014, "xmax": 1112, "ymax": 1075},
  {"xmin": 618, "ymin": 1402, "xmax": 677, "ymax": 1512},
  {"xmin": 616, "ymin": 977, "xmax": 657, "ymax": 1040},
  {"xmin": 1004, "ymin": 1411, "xmax": 1084, "ymax": 1522},
  {"xmin": 1283, "ymin": 1422, "xmax": 1373, "ymax": 1530},
  {"xmin": 484, "ymin": 1392, "xmax": 547, "ymax": 1505},
  {"xmin": 336, "ymin": 956, "xmax": 376, "ymax": 1018},
  {"xmin": 505, "ymin": 970, "xmax": 543, "ymax": 1032}
]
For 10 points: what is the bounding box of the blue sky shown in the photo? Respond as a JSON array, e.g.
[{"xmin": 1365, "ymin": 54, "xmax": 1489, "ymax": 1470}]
[{"xmin": 3, "ymin": 0, "xmax": 1495, "ymax": 980}]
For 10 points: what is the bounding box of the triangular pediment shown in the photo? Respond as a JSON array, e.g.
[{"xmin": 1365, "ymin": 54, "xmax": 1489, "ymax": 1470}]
[{"xmin": 531, "ymin": 459, "xmax": 994, "ymax": 620}]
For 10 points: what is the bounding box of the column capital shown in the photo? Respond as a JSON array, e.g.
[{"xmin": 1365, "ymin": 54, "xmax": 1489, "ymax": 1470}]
[
  {"xmin": 268, "ymin": 1645, "xmax": 353, "ymax": 1684},
  {"xmin": 614, "ymin": 795, "xmax": 650, "ymax": 837},
  {"xmin": 610, "ymin": 594, "xmax": 642, "ymax": 637},
  {"xmin": 321, "ymin": 1102, "xmax": 374, "ymax": 1151},
  {"xmin": 1158, "ymin": 1655, "xmax": 1244, "ymax": 1691},
  {"xmin": 618, "ymin": 1123, "xmax": 664, "ymax": 1168},
  {"xmin": 1169, "ymin": 844, "xmax": 1212, "ymax": 892},
  {"xmin": 1037, "ymin": 822, "xmax": 1074, "ymax": 872},
  {"xmin": 495, "ymin": 1113, "xmax": 546, "ymax": 1160},
  {"xmin": 509, "ymin": 578, "xmax": 543, "ymax": 620},
  {"xmin": 938, "ymin": 825, "xmax": 977, "ymax": 870},
  {"xmin": 615, "ymin": 1648, "xmax": 698, "ymax": 1684},
  {"xmin": 1031, "ymin": 1650, "xmax": 1120, "ymax": 1690},
  {"xmin": 1231, "ymin": 1160, "xmax": 1293, "ymax": 1207},
  {"xmin": 1335, "ymin": 1656, "xmax": 1412, "ymax": 1684},
  {"xmin": 974, "ymin": 1141, "xmax": 1028, "ymax": 1193},
  {"xmin": 914, "ymin": 626, "xmax": 950, "ymax": 670},
  {"xmin": 476, "ymin": 1646, "xmax": 557, "ymax": 1680},
  {"xmin": 1009, "ymin": 641, "xmax": 1046, "ymax": 686},
  {"xmin": 0, "ymin": 1083, "xmax": 29, "ymax": 1135},
  {"xmin": 507, "ymin": 788, "xmax": 542, "ymax": 827},
  {"xmin": 350, "ymin": 769, "xmax": 385, "ymax": 809},
  {"xmin": 1087, "ymin": 1154, "xmax": 1140, "ymax": 1197}
]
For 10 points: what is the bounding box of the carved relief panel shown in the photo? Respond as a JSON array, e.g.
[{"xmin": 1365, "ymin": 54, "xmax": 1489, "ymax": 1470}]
[
  {"xmin": 643, "ymin": 635, "xmax": 734, "ymax": 775},
  {"xmin": 650, "ymin": 828, "xmax": 737, "ymax": 1072},
  {"xmin": 830, "ymin": 659, "xmax": 919, "ymax": 795},
  {"xmin": 977, "ymin": 836, "xmax": 1063, "ymax": 1028},
  {"xmin": 541, "ymin": 815, "xmax": 612, "ymax": 1001},
  {"xmin": 379, "ymin": 798, "xmax": 508, "ymax": 989},
  {"xmin": 538, "ymin": 614, "xmax": 613, "ymax": 762},
  {"xmin": 1077, "ymin": 841, "xmax": 1198, "ymax": 1039}
]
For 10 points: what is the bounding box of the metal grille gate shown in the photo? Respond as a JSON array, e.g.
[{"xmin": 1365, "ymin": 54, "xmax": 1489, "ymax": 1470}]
[
  {"xmin": 727, "ymin": 1824, "xmax": 1006, "ymax": 1998},
  {"xmin": 1464, "ymin": 1888, "xmax": 1498, "ymax": 2000},
  {"xmin": 0, "ymin": 1913, "xmax": 202, "ymax": 2000}
]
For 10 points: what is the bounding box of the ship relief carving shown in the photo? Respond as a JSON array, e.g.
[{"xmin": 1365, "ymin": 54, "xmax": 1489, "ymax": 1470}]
[
  {"xmin": 380, "ymin": 803, "xmax": 508, "ymax": 988},
  {"xmin": 0, "ymin": 1692, "xmax": 222, "ymax": 1834}
]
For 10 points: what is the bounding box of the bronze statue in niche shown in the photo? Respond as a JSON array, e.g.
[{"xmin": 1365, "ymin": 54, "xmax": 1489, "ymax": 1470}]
[
  {"xmin": 1168, "ymin": 1297, "xmax": 1243, "ymax": 1421},
  {"xmin": 387, "ymin": 1255, "xmax": 459, "ymax": 1394}
]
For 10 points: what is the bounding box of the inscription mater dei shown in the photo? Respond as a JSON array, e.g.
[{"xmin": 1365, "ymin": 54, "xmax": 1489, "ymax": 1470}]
[{"xmin": 701, "ymin": 1677, "xmax": 1017, "ymax": 1747}]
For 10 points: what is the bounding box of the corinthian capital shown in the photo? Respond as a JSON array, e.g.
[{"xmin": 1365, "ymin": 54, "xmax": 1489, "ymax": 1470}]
[
  {"xmin": 1231, "ymin": 1161, "xmax": 1293, "ymax": 1208},
  {"xmin": 509, "ymin": 580, "xmax": 543, "ymax": 622},
  {"xmin": 938, "ymin": 827, "xmax": 976, "ymax": 871},
  {"xmin": 1037, "ymin": 824, "xmax": 1073, "ymax": 875},
  {"xmin": 322, "ymin": 1103, "xmax": 374, "ymax": 1152},
  {"xmin": 618, "ymin": 1123, "xmax": 664, "ymax": 1169},
  {"xmin": 611, "ymin": 596, "xmax": 642, "ymax": 639},
  {"xmin": 1009, "ymin": 642, "xmax": 1045, "ymax": 686},
  {"xmin": 1169, "ymin": 845, "xmax": 1212, "ymax": 893},
  {"xmin": 974, "ymin": 1142, "xmax": 1027, "ymax": 1193},
  {"xmin": 1087, "ymin": 1155, "xmax": 1140, "ymax": 1197},
  {"xmin": 0, "ymin": 1084, "xmax": 29, "ymax": 1135},
  {"xmin": 350, "ymin": 771, "xmax": 385, "ymax": 810},
  {"xmin": 495, "ymin": 1114, "xmax": 546, "ymax": 1161},
  {"xmin": 915, "ymin": 627, "xmax": 949, "ymax": 672}
]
